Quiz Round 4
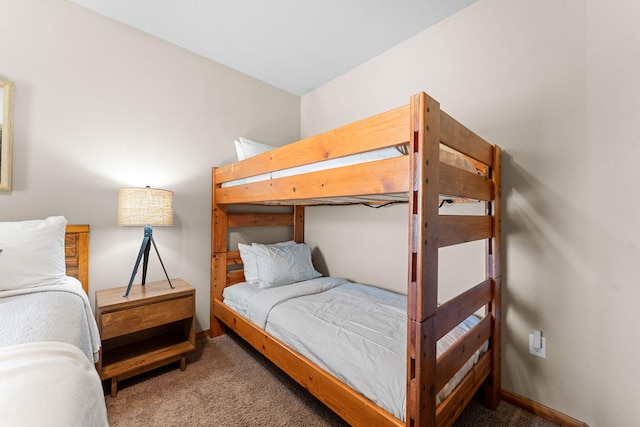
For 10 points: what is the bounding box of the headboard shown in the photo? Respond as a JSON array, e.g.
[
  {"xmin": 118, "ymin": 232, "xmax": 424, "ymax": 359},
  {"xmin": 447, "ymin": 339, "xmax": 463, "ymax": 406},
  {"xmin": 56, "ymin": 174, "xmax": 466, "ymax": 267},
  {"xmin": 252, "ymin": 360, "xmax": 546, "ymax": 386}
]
[{"xmin": 64, "ymin": 225, "xmax": 89, "ymax": 294}]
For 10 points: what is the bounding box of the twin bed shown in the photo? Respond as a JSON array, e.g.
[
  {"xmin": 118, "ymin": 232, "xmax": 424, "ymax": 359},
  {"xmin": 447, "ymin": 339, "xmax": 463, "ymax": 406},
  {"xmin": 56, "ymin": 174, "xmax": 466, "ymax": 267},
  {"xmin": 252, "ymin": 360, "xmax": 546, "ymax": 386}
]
[
  {"xmin": 211, "ymin": 92, "xmax": 502, "ymax": 427},
  {"xmin": 0, "ymin": 217, "xmax": 108, "ymax": 426}
]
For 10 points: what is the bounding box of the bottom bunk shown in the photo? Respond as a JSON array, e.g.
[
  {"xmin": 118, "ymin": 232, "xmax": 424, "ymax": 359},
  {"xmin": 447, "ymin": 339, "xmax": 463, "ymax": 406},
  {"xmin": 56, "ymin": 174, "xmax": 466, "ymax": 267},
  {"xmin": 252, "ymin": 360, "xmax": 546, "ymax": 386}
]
[{"xmin": 211, "ymin": 243, "xmax": 497, "ymax": 427}]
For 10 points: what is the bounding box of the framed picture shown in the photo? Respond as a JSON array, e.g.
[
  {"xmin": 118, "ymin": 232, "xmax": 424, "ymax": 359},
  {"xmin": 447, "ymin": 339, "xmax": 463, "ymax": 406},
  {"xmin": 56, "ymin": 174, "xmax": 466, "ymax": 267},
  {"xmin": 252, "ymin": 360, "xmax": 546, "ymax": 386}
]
[{"xmin": 0, "ymin": 79, "xmax": 14, "ymax": 191}]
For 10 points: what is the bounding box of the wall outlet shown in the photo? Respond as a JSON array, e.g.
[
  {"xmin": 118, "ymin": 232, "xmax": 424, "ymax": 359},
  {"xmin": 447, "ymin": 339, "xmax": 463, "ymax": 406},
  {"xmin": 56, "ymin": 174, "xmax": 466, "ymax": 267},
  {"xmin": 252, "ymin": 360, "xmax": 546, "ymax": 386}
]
[{"xmin": 529, "ymin": 330, "xmax": 546, "ymax": 358}]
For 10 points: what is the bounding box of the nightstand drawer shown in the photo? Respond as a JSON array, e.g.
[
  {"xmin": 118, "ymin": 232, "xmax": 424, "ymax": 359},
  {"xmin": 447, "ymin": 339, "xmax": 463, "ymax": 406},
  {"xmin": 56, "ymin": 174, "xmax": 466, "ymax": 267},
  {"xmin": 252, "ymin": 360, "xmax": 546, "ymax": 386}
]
[{"xmin": 101, "ymin": 294, "xmax": 194, "ymax": 340}]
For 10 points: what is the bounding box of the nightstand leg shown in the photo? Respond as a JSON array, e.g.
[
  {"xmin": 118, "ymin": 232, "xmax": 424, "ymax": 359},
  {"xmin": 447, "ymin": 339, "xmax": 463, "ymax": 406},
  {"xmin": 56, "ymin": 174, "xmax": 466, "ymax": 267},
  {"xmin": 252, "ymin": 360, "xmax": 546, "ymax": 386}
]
[
  {"xmin": 111, "ymin": 378, "xmax": 118, "ymax": 398},
  {"xmin": 180, "ymin": 354, "xmax": 186, "ymax": 371}
]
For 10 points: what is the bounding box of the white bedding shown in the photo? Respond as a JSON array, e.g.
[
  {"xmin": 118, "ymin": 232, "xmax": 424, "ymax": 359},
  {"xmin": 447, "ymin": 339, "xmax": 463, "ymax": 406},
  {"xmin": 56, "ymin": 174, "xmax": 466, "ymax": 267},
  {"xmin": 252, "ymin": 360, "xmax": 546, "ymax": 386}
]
[
  {"xmin": 0, "ymin": 341, "xmax": 108, "ymax": 427},
  {"xmin": 223, "ymin": 277, "xmax": 488, "ymax": 421},
  {"xmin": 0, "ymin": 276, "xmax": 101, "ymax": 363}
]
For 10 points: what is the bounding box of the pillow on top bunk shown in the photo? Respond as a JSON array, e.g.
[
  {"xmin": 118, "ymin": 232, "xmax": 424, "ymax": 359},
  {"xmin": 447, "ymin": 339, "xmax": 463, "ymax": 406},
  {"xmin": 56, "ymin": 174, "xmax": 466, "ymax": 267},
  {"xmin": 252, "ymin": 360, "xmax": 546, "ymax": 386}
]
[
  {"xmin": 238, "ymin": 240, "xmax": 296, "ymax": 284},
  {"xmin": 0, "ymin": 216, "xmax": 68, "ymax": 291},
  {"xmin": 234, "ymin": 137, "xmax": 276, "ymax": 161},
  {"xmin": 252, "ymin": 242, "xmax": 322, "ymax": 289}
]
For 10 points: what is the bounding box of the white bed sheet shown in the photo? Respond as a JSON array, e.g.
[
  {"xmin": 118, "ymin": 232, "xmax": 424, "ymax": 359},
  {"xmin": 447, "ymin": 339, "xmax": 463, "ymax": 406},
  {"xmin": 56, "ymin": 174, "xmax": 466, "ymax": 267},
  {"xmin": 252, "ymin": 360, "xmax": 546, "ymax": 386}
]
[
  {"xmin": 223, "ymin": 278, "xmax": 488, "ymax": 421},
  {"xmin": 0, "ymin": 341, "xmax": 108, "ymax": 427},
  {"xmin": 0, "ymin": 276, "xmax": 101, "ymax": 362}
]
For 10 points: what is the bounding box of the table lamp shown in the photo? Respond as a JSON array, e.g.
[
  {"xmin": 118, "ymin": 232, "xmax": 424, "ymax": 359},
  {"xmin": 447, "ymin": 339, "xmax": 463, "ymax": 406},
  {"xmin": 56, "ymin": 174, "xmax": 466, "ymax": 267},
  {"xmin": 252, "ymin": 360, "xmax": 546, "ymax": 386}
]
[{"xmin": 118, "ymin": 186, "xmax": 174, "ymax": 297}]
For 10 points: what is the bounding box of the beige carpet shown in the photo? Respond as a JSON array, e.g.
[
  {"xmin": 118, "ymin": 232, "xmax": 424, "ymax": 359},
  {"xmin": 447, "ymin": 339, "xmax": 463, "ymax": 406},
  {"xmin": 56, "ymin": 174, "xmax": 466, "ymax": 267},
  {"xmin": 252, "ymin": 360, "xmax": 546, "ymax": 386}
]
[{"xmin": 105, "ymin": 333, "xmax": 556, "ymax": 426}]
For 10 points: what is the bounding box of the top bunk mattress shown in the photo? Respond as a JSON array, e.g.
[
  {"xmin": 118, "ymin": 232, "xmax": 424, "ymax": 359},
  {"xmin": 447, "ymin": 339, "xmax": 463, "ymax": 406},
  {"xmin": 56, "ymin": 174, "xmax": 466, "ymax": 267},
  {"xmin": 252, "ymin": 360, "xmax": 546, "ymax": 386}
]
[{"xmin": 222, "ymin": 277, "xmax": 488, "ymax": 421}]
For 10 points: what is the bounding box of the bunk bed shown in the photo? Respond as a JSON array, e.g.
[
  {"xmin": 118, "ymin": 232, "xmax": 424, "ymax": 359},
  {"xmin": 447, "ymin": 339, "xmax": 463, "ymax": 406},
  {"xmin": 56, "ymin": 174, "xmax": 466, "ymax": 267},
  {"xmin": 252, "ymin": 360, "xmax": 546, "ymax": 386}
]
[
  {"xmin": 0, "ymin": 218, "xmax": 108, "ymax": 426},
  {"xmin": 210, "ymin": 92, "xmax": 502, "ymax": 427}
]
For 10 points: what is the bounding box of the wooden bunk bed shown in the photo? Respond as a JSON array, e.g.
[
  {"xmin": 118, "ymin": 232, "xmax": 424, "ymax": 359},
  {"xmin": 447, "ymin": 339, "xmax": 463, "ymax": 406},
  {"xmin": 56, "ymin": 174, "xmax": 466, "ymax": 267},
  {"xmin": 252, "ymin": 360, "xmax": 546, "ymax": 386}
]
[{"xmin": 210, "ymin": 92, "xmax": 501, "ymax": 427}]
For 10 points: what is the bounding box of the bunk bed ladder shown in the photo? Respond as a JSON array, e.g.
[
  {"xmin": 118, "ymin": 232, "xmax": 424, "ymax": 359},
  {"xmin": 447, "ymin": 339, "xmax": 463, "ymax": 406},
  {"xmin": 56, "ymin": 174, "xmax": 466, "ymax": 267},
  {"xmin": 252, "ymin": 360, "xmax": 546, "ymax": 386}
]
[
  {"xmin": 210, "ymin": 171, "xmax": 228, "ymax": 337},
  {"xmin": 210, "ymin": 172, "xmax": 305, "ymax": 338}
]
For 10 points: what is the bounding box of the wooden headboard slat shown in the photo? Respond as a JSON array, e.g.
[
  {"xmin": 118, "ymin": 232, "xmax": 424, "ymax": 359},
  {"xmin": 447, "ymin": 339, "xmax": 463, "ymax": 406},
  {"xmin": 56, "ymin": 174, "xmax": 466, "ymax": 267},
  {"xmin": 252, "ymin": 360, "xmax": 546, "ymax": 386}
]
[{"xmin": 65, "ymin": 225, "xmax": 89, "ymax": 294}]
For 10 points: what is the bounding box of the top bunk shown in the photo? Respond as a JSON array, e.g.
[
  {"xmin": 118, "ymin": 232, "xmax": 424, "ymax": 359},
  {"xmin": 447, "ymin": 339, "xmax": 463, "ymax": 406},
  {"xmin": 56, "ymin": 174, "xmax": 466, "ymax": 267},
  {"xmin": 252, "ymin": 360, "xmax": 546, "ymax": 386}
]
[{"xmin": 213, "ymin": 92, "xmax": 498, "ymax": 207}]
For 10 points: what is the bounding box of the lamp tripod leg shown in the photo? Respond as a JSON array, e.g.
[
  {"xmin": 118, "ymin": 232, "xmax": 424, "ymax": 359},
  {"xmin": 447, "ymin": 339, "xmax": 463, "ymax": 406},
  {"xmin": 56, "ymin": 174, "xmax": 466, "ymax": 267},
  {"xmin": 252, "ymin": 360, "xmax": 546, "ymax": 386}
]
[
  {"xmin": 123, "ymin": 232, "xmax": 151, "ymax": 297},
  {"xmin": 141, "ymin": 237, "xmax": 151, "ymax": 286},
  {"xmin": 150, "ymin": 236, "xmax": 174, "ymax": 289},
  {"xmin": 123, "ymin": 225, "xmax": 173, "ymax": 297}
]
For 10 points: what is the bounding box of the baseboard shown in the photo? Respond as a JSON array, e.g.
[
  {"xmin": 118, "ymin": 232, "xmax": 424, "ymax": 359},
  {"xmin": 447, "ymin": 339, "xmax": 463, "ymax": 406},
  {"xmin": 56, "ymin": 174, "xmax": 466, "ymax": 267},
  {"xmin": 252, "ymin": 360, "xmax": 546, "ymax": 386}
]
[
  {"xmin": 196, "ymin": 329, "xmax": 210, "ymax": 340},
  {"xmin": 501, "ymin": 390, "xmax": 589, "ymax": 427}
]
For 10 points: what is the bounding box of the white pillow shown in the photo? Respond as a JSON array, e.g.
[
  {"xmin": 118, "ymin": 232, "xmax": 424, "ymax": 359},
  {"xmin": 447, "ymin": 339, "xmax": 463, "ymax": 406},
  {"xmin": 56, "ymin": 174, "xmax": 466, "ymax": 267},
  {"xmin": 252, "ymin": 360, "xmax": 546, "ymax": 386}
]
[
  {"xmin": 252, "ymin": 242, "xmax": 322, "ymax": 289},
  {"xmin": 0, "ymin": 216, "xmax": 68, "ymax": 290},
  {"xmin": 238, "ymin": 240, "xmax": 296, "ymax": 284},
  {"xmin": 234, "ymin": 137, "xmax": 277, "ymax": 161},
  {"xmin": 233, "ymin": 140, "xmax": 245, "ymax": 161}
]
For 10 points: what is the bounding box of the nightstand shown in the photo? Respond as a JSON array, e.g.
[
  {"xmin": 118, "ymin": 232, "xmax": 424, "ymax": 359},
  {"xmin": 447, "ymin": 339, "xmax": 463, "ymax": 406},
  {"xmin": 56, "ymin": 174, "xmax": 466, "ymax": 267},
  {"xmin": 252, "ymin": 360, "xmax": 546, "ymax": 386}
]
[{"xmin": 95, "ymin": 278, "xmax": 196, "ymax": 397}]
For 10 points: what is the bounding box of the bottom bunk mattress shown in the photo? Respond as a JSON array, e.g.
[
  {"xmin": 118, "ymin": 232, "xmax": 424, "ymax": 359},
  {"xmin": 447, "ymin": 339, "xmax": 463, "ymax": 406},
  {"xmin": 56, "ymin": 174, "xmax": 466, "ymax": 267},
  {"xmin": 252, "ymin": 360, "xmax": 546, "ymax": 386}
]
[{"xmin": 222, "ymin": 277, "xmax": 488, "ymax": 421}]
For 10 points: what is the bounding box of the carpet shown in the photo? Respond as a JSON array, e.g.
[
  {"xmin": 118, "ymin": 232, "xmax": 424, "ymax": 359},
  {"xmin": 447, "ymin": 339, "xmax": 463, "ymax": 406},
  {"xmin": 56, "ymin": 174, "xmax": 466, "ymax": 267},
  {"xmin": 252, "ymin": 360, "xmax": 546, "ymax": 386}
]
[{"xmin": 105, "ymin": 333, "xmax": 556, "ymax": 426}]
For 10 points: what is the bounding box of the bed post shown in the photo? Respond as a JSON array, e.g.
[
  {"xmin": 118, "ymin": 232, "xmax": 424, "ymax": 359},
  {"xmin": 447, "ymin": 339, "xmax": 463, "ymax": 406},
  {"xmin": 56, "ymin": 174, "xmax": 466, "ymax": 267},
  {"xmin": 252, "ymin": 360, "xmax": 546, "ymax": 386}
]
[
  {"xmin": 293, "ymin": 205, "xmax": 305, "ymax": 243},
  {"xmin": 65, "ymin": 225, "xmax": 90, "ymax": 294},
  {"xmin": 407, "ymin": 92, "xmax": 441, "ymax": 427},
  {"xmin": 484, "ymin": 145, "xmax": 502, "ymax": 408},
  {"xmin": 211, "ymin": 167, "xmax": 228, "ymax": 337}
]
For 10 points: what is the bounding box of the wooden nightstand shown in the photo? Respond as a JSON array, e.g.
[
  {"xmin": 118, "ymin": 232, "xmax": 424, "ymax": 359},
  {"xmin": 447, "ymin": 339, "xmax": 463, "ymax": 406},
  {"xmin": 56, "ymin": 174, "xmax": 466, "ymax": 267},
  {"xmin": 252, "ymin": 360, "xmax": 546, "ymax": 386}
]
[{"xmin": 95, "ymin": 278, "xmax": 196, "ymax": 397}]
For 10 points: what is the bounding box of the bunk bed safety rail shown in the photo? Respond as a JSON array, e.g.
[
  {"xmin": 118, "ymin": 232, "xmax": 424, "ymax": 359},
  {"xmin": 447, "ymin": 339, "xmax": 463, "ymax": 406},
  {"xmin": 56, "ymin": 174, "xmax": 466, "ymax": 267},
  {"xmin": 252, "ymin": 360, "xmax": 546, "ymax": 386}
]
[
  {"xmin": 216, "ymin": 105, "xmax": 411, "ymax": 185},
  {"xmin": 440, "ymin": 112, "xmax": 493, "ymax": 167},
  {"xmin": 215, "ymin": 156, "xmax": 410, "ymax": 205}
]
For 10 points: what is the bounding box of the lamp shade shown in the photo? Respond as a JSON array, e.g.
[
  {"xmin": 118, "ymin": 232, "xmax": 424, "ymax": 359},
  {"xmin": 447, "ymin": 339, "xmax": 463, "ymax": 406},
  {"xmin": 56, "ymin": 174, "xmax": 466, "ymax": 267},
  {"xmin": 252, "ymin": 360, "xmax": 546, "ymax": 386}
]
[{"xmin": 118, "ymin": 187, "xmax": 173, "ymax": 226}]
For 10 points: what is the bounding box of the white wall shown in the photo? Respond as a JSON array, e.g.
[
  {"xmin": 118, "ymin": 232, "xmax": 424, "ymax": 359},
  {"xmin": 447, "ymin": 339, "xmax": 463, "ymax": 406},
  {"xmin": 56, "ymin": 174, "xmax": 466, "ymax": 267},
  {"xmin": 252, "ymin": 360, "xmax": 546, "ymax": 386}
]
[
  {"xmin": 2, "ymin": 1, "xmax": 638, "ymax": 424},
  {"xmin": 302, "ymin": 0, "xmax": 640, "ymax": 426},
  {"xmin": 0, "ymin": 0, "xmax": 300, "ymax": 332}
]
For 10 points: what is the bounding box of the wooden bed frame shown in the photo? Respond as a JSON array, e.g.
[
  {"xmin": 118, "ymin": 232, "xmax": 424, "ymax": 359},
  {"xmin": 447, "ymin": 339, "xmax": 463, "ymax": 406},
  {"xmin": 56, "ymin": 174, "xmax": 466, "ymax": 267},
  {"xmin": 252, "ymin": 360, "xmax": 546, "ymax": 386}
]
[
  {"xmin": 65, "ymin": 225, "xmax": 90, "ymax": 294},
  {"xmin": 210, "ymin": 92, "xmax": 501, "ymax": 427}
]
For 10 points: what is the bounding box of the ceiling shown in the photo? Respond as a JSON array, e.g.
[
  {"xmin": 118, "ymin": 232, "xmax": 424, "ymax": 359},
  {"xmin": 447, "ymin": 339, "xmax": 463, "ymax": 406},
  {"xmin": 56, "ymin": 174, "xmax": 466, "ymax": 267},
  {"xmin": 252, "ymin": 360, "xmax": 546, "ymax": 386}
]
[{"xmin": 70, "ymin": 0, "xmax": 477, "ymax": 96}]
